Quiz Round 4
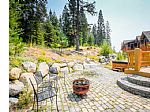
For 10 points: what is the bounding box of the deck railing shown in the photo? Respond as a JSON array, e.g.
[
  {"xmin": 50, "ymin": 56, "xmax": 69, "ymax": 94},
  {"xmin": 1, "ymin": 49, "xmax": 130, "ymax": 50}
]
[{"xmin": 127, "ymin": 48, "xmax": 150, "ymax": 71}]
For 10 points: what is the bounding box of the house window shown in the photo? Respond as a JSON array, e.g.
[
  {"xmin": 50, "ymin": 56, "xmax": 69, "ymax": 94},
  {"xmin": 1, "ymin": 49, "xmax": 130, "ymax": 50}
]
[
  {"xmin": 134, "ymin": 43, "xmax": 137, "ymax": 48},
  {"xmin": 131, "ymin": 43, "xmax": 134, "ymax": 49},
  {"xmin": 144, "ymin": 38, "xmax": 148, "ymax": 46},
  {"xmin": 128, "ymin": 43, "xmax": 130, "ymax": 47},
  {"xmin": 141, "ymin": 39, "xmax": 144, "ymax": 44}
]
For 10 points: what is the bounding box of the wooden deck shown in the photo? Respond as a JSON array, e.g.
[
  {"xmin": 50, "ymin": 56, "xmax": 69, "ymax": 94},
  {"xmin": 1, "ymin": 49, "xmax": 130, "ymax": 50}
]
[
  {"xmin": 124, "ymin": 48, "xmax": 150, "ymax": 78},
  {"xmin": 125, "ymin": 67, "xmax": 150, "ymax": 78}
]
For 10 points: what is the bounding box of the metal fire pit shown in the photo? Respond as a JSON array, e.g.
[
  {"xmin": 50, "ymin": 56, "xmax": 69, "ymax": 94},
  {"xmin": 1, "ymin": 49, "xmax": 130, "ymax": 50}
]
[{"xmin": 73, "ymin": 78, "xmax": 90, "ymax": 95}]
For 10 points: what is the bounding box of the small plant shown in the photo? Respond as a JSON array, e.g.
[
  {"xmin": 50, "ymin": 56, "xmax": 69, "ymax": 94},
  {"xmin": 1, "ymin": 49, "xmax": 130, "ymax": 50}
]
[
  {"xmin": 9, "ymin": 38, "xmax": 25, "ymax": 56},
  {"xmin": 99, "ymin": 41, "xmax": 113, "ymax": 56},
  {"xmin": 87, "ymin": 55, "xmax": 99, "ymax": 61},
  {"xmin": 42, "ymin": 50, "xmax": 46, "ymax": 56},
  {"xmin": 9, "ymin": 56, "xmax": 23, "ymax": 68},
  {"xmin": 37, "ymin": 55, "xmax": 51, "ymax": 63},
  {"xmin": 17, "ymin": 85, "xmax": 33, "ymax": 109},
  {"xmin": 116, "ymin": 52, "xmax": 127, "ymax": 61}
]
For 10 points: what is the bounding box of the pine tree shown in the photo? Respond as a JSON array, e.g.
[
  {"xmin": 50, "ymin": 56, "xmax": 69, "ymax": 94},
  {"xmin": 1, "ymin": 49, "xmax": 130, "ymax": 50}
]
[
  {"xmin": 9, "ymin": 0, "xmax": 22, "ymax": 40},
  {"xmin": 97, "ymin": 10, "xmax": 105, "ymax": 46},
  {"xmin": 62, "ymin": 5, "xmax": 74, "ymax": 47},
  {"xmin": 74, "ymin": 0, "xmax": 96, "ymax": 50},
  {"xmin": 19, "ymin": 0, "xmax": 36, "ymax": 46},
  {"xmin": 88, "ymin": 33, "xmax": 94, "ymax": 46},
  {"xmin": 19, "ymin": 0, "xmax": 47, "ymax": 46},
  {"xmin": 49, "ymin": 11, "xmax": 59, "ymax": 29},
  {"xmin": 43, "ymin": 20, "xmax": 55, "ymax": 47},
  {"xmin": 79, "ymin": 6, "xmax": 88, "ymax": 46},
  {"xmin": 68, "ymin": 0, "xmax": 76, "ymax": 33},
  {"xmin": 59, "ymin": 15, "xmax": 63, "ymax": 31},
  {"xmin": 92, "ymin": 24, "xmax": 97, "ymax": 45},
  {"xmin": 105, "ymin": 21, "xmax": 111, "ymax": 46},
  {"xmin": 9, "ymin": 0, "xmax": 24, "ymax": 56},
  {"xmin": 34, "ymin": 0, "xmax": 47, "ymax": 46}
]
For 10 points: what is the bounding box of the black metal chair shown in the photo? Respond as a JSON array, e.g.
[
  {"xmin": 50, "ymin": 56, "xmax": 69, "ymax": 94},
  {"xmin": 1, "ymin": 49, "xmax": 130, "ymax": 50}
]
[{"xmin": 29, "ymin": 71, "xmax": 59, "ymax": 112}]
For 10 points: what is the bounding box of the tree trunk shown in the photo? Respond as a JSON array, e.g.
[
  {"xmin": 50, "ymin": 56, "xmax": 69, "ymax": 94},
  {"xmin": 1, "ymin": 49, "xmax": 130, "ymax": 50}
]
[{"xmin": 76, "ymin": 0, "xmax": 80, "ymax": 51}]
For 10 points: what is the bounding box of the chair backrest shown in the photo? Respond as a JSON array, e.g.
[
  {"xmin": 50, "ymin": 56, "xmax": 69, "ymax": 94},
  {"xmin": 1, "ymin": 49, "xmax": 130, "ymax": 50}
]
[{"xmin": 34, "ymin": 71, "xmax": 43, "ymax": 85}]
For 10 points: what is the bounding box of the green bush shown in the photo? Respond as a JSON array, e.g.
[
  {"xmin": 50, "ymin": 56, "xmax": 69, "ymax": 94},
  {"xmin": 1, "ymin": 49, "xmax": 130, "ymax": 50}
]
[
  {"xmin": 9, "ymin": 38, "xmax": 25, "ymax": 56},
  {"xmin": 17, "ymin": 85, "xmax": 33, "ymax": 109},
  {"xmin": 9, "ymin": 56, "xmax": 23, "ymax": 68},
  {"xmin": 116, "ymin": 52, "xmax": 127, "ymax": 61},
  {"xmin": 37, "ymin": 55, "xmax": 51, "ymax": 63},
  {"xmin": 99, "ymin": 41, "xmax": 113, "ymax": 56}
]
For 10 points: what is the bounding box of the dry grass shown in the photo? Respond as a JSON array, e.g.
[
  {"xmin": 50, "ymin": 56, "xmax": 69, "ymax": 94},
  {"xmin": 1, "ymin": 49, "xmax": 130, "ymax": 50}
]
[{"xmin": 23, "ymin": 46, "xmax": 100, "ymax": 63}]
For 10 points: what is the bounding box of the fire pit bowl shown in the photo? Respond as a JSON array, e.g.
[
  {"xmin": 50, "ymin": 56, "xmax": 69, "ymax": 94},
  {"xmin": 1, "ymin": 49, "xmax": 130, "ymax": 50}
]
[{"xmin": 73, "ymin": 78, "xmax": 90, "ymax": 95}]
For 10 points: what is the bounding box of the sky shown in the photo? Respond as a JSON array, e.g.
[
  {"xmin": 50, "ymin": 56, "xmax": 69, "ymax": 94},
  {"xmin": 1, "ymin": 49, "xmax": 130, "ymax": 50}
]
[{"xmin": 47, "ymin": 0, "xmax": 150, "ymax": 51}]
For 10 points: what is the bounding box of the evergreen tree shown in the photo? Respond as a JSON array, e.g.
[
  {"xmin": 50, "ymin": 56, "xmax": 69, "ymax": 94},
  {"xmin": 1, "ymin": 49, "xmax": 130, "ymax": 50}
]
[
  {"xmin": 68, "ymin": 0, "xmax": 76, "ymax": 34},
  {"xmin": 88, "ymin": 33, "xmax": 94, "ymax": 46},
  {"xmin": 92, "ymin": 24, "xmax": 97, "ymax": 45},
  {"xmin": 9, "ymin": 0, "xmax": 24, "ymax": 56},
  {"xmin": 79, "ymin": 7, "xmax": 88, "ymax": 46},
  {"xmin": 49, "ymin": 11, "xmax": 59, "ymax": 29},
  {"xmin": 62, "ymin": 5, "xmax": 73, "ymax": 47},
  {"xmin": 59, "ymin": 15, "xmax": 63, "ymax": 31},
  {"xmin": 44, "ymin": 20, "xmax": 58, "ymax": 47},
  {"xmin": 74, "ymin": 0, "xmax": 96, "ymax": 50},
  {"xmin": 34, "ymin": 0, "xmax": 47, "ymax": 46},
  {"xmin": 19, "ymin": 0, "xmax": 37, "ymax": 46},
  {"xmin": 19, "ymin": 0, "xmax": 47, "ymax": 46},
  {"xmin": 97, "ymin": 10, "xmax": 105, "ymax": 46},
  {"xmin": 105, "ymin": 21, "xmax": 111, "ymax": 46},
  {"xmin": 9, "ymin": 0, "xmax": 22, "ymax": 40}
]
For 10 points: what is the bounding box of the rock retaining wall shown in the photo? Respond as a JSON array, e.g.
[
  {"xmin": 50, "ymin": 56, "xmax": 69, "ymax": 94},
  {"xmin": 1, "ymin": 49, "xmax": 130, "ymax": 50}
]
[{"xmin": 9, "ymin": 59, "xmax": 100, "ymax": 109}]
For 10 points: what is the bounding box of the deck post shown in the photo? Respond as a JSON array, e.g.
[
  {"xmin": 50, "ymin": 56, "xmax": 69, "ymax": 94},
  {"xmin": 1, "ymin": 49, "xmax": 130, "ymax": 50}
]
[{"xmin": 134, "ymin": 48, "xmax": 141, "ymax": 71}]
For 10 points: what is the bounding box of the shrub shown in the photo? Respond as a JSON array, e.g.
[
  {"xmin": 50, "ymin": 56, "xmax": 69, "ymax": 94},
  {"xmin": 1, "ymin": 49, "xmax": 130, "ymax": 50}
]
[
  {"xmin": 116, "ymin": 52, "xmax": 127, "ymax": 61},
  {"xmin": 9, "ymin": 56, "xmax": 23, "ymax": 68},
  {"xmin": 37, "ymin": 55, "xmax": 51, "ymax": 63},
  {"xmin": 99, "ymin": 41, "xmax": 113, "ymax": 56},
  {"xmin": 17, "ymin": 85, "xmax": 33, "ymax": 109},
  {"xmin": 87, "ymin": 55, "xmax": 99, "ymax": 61},
  {"xmin": 9, "ymin": 38, "xmax": 25, "ymax": 56}
]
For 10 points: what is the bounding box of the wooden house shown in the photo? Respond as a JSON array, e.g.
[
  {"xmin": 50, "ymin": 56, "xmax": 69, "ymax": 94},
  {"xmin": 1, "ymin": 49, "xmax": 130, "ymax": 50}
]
[
  {"xmin": 140, "ymin": 31, "xmax": 150, "ymax": 51},
  {"xmin": 121, "ymin": 31, "xmax": 150, "ymax": 51}
]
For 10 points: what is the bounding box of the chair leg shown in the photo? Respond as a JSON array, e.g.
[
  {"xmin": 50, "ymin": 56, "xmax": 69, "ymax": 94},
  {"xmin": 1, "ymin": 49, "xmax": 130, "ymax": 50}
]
[
  {"xmin": 56, "ymin": 94, "xmax": 59, "ymax": 112},
  {"xmin": 32, "ymin": 94, "xmax": 35, "ymax": 110},
  {"xmin": 37, "ymin": 101, "xmax": 38, "ymax": 112}
]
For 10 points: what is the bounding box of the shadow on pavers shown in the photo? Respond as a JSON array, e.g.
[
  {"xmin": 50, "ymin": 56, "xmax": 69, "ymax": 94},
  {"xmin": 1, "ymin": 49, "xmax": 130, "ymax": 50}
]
[{"xmin": 67, "ymin": 93, "xmax": 87, "ymax": 102}]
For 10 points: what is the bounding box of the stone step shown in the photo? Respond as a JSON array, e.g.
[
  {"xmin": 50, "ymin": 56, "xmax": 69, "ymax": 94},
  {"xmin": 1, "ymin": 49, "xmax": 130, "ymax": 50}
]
[
  {"xmin": 127, "ymin": 74, "xmax": 150, "ymax": 87},
  {"xmin": 117, "ymin": 77, "xmax": 150, "ymax": 98}
]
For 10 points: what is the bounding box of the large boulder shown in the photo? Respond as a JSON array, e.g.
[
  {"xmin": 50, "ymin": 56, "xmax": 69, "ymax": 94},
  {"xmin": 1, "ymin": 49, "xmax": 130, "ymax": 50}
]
[
  {"xmin": 9, "ymin": 67, "xmax": 22, "ymax": 80},
  {"xmin": 59, "ymin": 63, "xmax": 67, "ymax": 68},
  {"xmin": 67, "ymin": 62, "xmax": 75, "ymax": 68},
  {"xmin": 9, "ymin": 80, "xmax": 24, "ymax": 97},
  {"xmin": 22, "ymin": 61, "xmax": 36, "ymax": 73},
  {"xmin": 9, "ymin": 97, "xmax": 18, "ymax": 108},
  {"xmin": 69, "ymin": 67, "xmax": 73, "ymax": 73},
  {"xmin": 9, "ymin": 97, "xmax": 19, "ymax": 111},
  {"xmin": 49, "ymin": 63, "xmax": 60, "ymax": 74},
  {"xmin": 73, "ymin": 63, "xmax": 83, "ymax": 71},
  {"xmin": 19, "ymin": 73, "xmax": 36, "ymax": 90},
  {"xmin": 60, "ymin": 67, "xmax": 69, "ymax": 76},
  {"xmin": 48, "ymin": 62, "xmax": 53, "ymax": 67},
  {"xmin": 38, "ymin": 62, "xmax": 49, "ymax": 77}
]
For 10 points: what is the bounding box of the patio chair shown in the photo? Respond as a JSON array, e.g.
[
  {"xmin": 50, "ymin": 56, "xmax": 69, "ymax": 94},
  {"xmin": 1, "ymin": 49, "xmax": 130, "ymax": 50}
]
[{"xmin": 29, "ymin": 71, "xmax": 59, "ymax": 112}]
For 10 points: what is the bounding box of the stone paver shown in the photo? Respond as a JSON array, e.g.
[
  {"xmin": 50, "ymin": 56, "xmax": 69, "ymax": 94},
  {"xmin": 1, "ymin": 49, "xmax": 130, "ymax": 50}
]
[{"xmin": 40, "ymin": 66, "xmax": 150, "ymax": 112}]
